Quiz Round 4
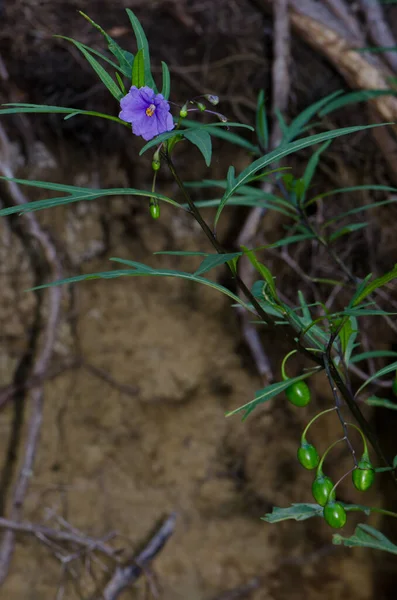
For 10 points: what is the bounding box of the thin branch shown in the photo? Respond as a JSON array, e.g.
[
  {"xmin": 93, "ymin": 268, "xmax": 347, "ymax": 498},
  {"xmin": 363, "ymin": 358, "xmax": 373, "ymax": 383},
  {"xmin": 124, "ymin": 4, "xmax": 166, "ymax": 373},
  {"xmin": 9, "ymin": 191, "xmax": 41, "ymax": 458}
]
[
  {"xmin": 0, "ymin": 123, "xmax": 62, "ymax": 585},
  {"xmin": 0, "ymin": 518, "xmax": 117, "ymax": 559},
  {"xmin": 102, "ymin": 513, "xmax": 177, "ymax": 600},
  {"xmin": 236, "ymin": 0, "xmax": 291, "ymax": 383}
]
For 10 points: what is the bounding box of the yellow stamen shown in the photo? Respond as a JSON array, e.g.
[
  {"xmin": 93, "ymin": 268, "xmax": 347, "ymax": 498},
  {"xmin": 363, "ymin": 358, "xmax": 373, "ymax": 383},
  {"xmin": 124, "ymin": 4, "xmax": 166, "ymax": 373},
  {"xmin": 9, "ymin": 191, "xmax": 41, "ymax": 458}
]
[{"xmin": 146, "ymin": 103, "xmax": 156, "ymax": 117}]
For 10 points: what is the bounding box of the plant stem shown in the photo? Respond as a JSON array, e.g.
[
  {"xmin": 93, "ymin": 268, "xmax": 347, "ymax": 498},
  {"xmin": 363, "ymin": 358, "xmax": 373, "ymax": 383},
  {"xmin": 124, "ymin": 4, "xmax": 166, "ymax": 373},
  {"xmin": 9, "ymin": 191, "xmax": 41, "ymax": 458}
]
[{"xmin": 164, "ymin": 151, "xmax": 397, "ymax": 486}]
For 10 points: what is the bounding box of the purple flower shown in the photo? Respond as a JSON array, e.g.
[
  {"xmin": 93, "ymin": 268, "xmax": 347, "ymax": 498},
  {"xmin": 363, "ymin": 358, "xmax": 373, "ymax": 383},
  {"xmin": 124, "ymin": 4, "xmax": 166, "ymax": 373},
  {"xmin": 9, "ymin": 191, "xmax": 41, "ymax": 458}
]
[{"xmin": 119, "ymin": 86, "xmax": 175, "ymax": 141}]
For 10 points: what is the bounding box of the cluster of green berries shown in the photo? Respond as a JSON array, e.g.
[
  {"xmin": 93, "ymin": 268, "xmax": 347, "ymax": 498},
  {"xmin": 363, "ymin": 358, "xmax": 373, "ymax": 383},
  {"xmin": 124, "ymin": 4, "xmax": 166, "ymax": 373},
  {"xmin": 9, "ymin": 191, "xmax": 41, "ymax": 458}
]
[{"xmin": 284, "ymin": 370, "xmax": 375, "ymax": 529}]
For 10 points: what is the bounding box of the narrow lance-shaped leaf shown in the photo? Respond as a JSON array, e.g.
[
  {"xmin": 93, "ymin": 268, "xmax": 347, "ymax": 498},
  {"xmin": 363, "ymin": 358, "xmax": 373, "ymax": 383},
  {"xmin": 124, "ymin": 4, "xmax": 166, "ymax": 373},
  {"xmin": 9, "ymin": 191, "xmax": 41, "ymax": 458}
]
[
  {"xmin": 184, "ymin": 129, "xmax": 212, "ymax": 167},
  {"xmin": 0, "ymin": 177, "xmax": 181, "ymax": 216},
  {"xmin": 0, "ymin": 103, "xmax": 127, "ymax": 127},
  {"xmin": 226, "ymin": 370, "xmax": 320, "ymax": 418},
  {"xmin": 355, "ymin": 360, "xmax": 397, "ymax": 396},
  {"xmin": 319, "ymin": 89, "xmax": 396, "ymax": 116},
  {"xmin": 194, "ymin": 253, "xmax": 241, "ymax": 276},
  {"xmin": 79, "ymin": 11, "xmax": 134, "ymax": 77},
  {"xmin": 302, "ymin": 140, "xmax": 332, "ymax": 202},
  {"xmin": 161, "ymin": 61, "xmax": 171, "ymax": 99},
  {"xmin": 284, "ymin": 90, "xmax": 343, "ymax": 142},
  {"xmin": 126, "ymin": 9, "xmax": 157, "ymax": 91},
  {"xmin": 56, "ymin": 35, "xmax": 123, "ymax": 100},
  {"xmin": 27, "ymin": 258, "xmax": 255, "ymax": 313},
  {"xmin": 132, "ymin": 48, "xmax": 145, "ymax": 88},
  {"xmin": 256, "ymin": 89, "xmax": 269, "ymax": 150},
  {"xmin": 214, "ymin": 122, "xmax": 390, "ymax": 228},
  {"xmin": 351, "ymin": 264, "xmax": 397, "ymax": 307}
]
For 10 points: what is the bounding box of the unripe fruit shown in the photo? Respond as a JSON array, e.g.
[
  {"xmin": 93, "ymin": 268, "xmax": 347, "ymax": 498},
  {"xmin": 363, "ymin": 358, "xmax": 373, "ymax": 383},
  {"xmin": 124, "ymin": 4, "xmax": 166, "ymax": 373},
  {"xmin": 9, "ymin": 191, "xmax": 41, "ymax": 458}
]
[
  {"xmin": 352, "ymin": 458, "xmax": 375, "ymax": 492},
  {"xmin": 285, "ymin": 381, "xmax": 311, "ymax": 407},
  {"xmin": 149, "ymin": 203, "xmax": 160, "ymax": 219},
  {"xmin": 323, "ymin": 501, "xmax": 347, "ymax": 529},
  {"xmin": 297, "ymin": 443, "xmax": 319, "ymax": 470},
  {"xmin": 312, "ymin": 475, "xmax": 336, "ymax": 506}
]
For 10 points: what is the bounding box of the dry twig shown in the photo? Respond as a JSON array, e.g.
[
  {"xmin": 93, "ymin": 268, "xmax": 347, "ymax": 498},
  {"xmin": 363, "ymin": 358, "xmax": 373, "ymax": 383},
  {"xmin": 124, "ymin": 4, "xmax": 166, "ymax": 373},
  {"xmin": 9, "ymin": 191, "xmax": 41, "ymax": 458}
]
[
  {"xmin": 236, "ymin": 0, "xmax": 291, "ymax": 383},
  {"xmin": 102, "ymin": 512, "xmax": 177, "ymax": 600},
  {"xmin": 0, "ymin": 122, "xmax": 62, "ymax": 585}
]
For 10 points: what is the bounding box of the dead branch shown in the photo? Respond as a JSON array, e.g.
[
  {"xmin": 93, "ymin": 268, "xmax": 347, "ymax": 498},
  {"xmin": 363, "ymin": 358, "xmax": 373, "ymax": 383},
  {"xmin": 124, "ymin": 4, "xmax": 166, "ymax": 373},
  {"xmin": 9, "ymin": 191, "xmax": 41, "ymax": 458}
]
[
  {"xmin": 236, "ymin": 0, "xmax": 292, "ymax": 384},
  {"xmin": 0, "ymin": 517, "xmax": 117, "ymax": 560},
  {"xmin": 253, "ymin": 0, "xmax": 397, "ymax": 186},
  {"xmin": 0, "ymin": 122, "xmax": 62, "ymax": 585},
  {"xmin": 102, "ymin": 512, "xmax": 177, "ymax": 600}
]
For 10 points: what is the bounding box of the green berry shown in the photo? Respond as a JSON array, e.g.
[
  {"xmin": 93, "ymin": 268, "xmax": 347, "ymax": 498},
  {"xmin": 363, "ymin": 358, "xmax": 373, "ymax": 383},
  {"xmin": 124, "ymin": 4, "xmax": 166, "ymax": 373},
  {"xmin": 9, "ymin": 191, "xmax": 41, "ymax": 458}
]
[
  {"xmin": 297, "ymin": 443, "xmax": 319, "ymax": 470},
  {"xmin": 149, "ymin": 202, "xmax": 160, "ymax": 219},
  {"xmin": 312, "ymin": 475, "xmax": 336, "ymax": 506},
  {"xmin": 285, "ymin": 381, "xmax": 311, "ymax": 407},
  {"xmin": 352, "ymin": 458, "xmax": 375, "ymax": 492},
  {"xmin": 152, "ymin": 159, "xmax": 161, "ymax": 171},
  {"xmin": 323, "ymin": 501, "xmax": 347, "ymax": 529}
]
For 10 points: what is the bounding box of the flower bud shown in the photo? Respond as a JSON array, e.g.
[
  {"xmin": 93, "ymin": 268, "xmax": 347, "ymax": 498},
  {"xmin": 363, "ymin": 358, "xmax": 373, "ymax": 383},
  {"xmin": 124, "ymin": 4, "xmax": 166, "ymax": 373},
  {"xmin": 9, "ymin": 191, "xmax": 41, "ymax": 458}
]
[
  {"xmin": 204, "ymin": 94, "xmax": 219, "ymax": 106},
  {"xmin": 179, "ymin": 104, "xmax": 188, "ymax": 118}
]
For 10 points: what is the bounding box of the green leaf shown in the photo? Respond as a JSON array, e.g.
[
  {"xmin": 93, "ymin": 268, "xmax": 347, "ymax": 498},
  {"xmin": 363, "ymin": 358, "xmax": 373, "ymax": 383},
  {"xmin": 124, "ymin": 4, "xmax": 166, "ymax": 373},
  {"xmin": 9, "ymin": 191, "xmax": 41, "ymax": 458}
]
[
  {"xmin": 153, "ymin": 251, "xmax": 210, "ymax": 256},
  {"xmin": 308, "ymin": 184, "xmax": 397, "ymax": 209},
  {"xmin": 56, "ymin": 36, "xmax": 123, "ymax": 100},
  {"xmin": 226, "ymin": 370, "xmax": 319, "ymax": 418},
  {"xmin": 339, "ymin": 316, "xmax": 358, "ymax": 366},
  {"xmin": 350, "ymin": 350, "xmax": 397, "ymax": 363},
  {"xmin": 262, "ymin": 504, "xmax": 323, "ymax": 524},
  {"xmin": 79, "ymin": 11, "xmax": 134, "ymax": 77},
  {"xmin": 180, "ymin": 119, "xmax": 258, "ymax": 152},
  {"xmin": 241, "ymin": 246, "xmax": 277, "ymax": 299},
  {"xmin": 126, "ymin": 9, "xmax": 157, "ymax": 91},
  {"xmin": 184, "ymin": 129, "xmax": 212, "ymax": 166},
  {"xmin": 214, "ymin": 122, "xmax": 389, "ymax": 228},
  {"xmin": 161, "ymin": 61, "xmax": 171, "ymax": 99},
  {"xmin": 264, "ymin": 232, "xmax": 316, "ymax": 248},
  {"xmin": 351, "ymin": 264, "xmax": 397, "ymax": 307},
  {"xmin": 28, "ymin": 259, "xmax": 254, "ymax": 312},
  {"xmin": 355, "ymin": 360, "xmax": 397, "ymax": 396},
  {"xmin": 194, "ymin": 252, "xmax": 241, "ymax": 276},
  {"xmin": 302, "ymin": 140, "xmax": 332, "ymax": 201},
  {"xmin": 284, "ymin": 90, "xmax": 343, "ymax": 142},
  {"xmin": 132, "ymin": 48, "xmax": 145, "ymax": 88},
  {"xmin": 256, "ymin": 89, "xmax": 269, "ymax": 150},
  {"xmin": 0, "ymin": 176, "xmax": 180, "ymax": 216},
  {"xmin": 333, "ymin": 524, "xmax": 397, "ymax": 555},
  {"xmin": 297, "ymin": 290, "xmax": 312, "ymax": 323},
  {"xmin": 0, "ymin": 103, "xmax": 127, "ymax": 126},
  {"xmin": 328, "ymin": 222, "xmax": 369, "ymax": 242},
  {"xmin": 139, "ymin": 122, "xmax": 254, "ymax": 155},
  {"xmin": 319, "ymin": 89, "xmax": 396, "ymax": 116},
  {"xmin": 365, "ymin": 396, "xmax": 397, "ymax": 410}
]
